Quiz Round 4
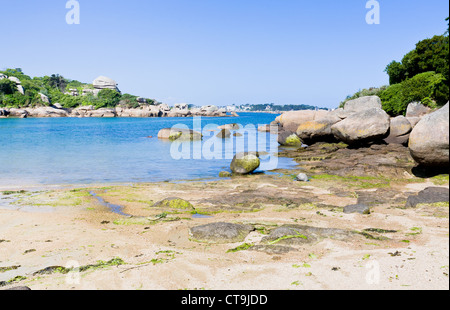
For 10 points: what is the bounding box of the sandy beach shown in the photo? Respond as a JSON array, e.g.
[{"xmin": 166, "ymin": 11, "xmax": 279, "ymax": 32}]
[{"xmin": 1, "ymin": 143, "xmax": 448, "ymax": 290}]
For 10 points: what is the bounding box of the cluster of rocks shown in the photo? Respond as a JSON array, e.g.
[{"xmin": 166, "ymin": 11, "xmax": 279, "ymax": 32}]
[
  {"xmin": 274, "ymin": 96, "xmax": 449, "ymax": 168},
  {"xmin": 1, "ymin": 103, "xmax": 231, "ymax": 119}
]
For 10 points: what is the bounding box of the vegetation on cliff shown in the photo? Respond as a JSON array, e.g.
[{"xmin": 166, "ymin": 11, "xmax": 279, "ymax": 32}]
[{"xmin": 0, "ymin": 69, "xmax": 157, "ymax": 109}]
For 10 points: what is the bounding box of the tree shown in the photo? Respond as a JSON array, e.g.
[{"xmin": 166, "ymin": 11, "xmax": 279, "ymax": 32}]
[
  {"xmin": 0, "ymin": 79, "xmax": 17, "ymax": 95},
  {"xmin": 46, "ymin": 74, "xmax": 68, "ymax": 92},
  {"xmin": 97, "ymin": 89, "xmax": 121, "ymax": 108},
  {"xmin": 385, "ymin": 35, "xmax": 449, "ymax": 84}
]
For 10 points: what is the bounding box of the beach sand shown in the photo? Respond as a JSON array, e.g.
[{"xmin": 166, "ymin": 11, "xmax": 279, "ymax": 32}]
[{"xmin": 0, "ymin": 169, "xmax": 448, "ymax": 290}]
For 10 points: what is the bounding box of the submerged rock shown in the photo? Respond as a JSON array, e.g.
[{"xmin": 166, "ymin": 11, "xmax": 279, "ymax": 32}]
[
  {"xmin": 230, "ymin": 152, "xmax": 261, "ymax": 175},
  {"xmin": 158, "ymin": 128, "xmax": 203, "ymax": 141},
  {"xmin": 189, "ymin": 222, "xmax": 254, "ymax": 243},
  {"xmin": 216, "ymin": 128, "xmax": 231, "ymax": 139},
  {"xmin": 219, "ymin": 171, "xmax": 232, "ymax": 178},
  {"xmin": 218, "ymin": 123, "xmax": 240, "ymax": 130}
]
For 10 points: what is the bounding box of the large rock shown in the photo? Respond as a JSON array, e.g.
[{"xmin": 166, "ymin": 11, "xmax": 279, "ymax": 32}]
[
  {"xmin": 25, "ymin": 107, "xmax": 69, "ymax": 118},
  {"xmin": 6, "ymin": 76, "xmax": 25, "ymax": 95},
  {"xmin": 190, "ymin": 222, "xmax": 254, "ymax": 244},
  {"xmin": 384, "ymin": 115, "xmax": 412, "ymax": 145},
  {"xmin": 331, "ymin": 108, "xmax": 390, "ymax": 145},
  {"xmin": 343, "ymin": 96, "xmax": 382, "ymax": 113},
  {"xmin": 8, "ymin": 108, "xmax": 28, "ymax": 118},
  {"xmin": 274, "ymin": 110, "xmax": 329, "ymax": 132},
  {"xmin": 201, "ymin": 105, "xmax": 218, "ymax": 113},
  {"xmin": 90, "ymin": 108, "xmax": 116, "ymax": 118},
  {"xmin": 296, "ymin": 114, "xmax": 342, "ymax": 144},
  {"xmin": 230, "ymin": 152, "xmax": 261, "ymax": 175},
  {"xmin": 405, "ymin": 187, "xmax": 449, "ymax": 208},
  {"xmin": 93, "ymin": 76, "xmax": 119, "ymax": 91},
  {"xmin": 158, "ymin": 128, "xmax": 202, "ymax": 141},
  {"xmin": 406, "ymin": 102, "xmax": 432, "ymax": 118},
  {"xmin": 408, "ymin": 103, "xmax": 449, "ymax": 167},
  {"xmin": 218, "ymin": 123, "xmax": 240, "ymax": 130}
]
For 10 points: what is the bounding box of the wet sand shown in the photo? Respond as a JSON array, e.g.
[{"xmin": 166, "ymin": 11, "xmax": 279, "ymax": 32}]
[{"xmin": 0, "ymin": 164, "xmax": 448, "ymax": 290}]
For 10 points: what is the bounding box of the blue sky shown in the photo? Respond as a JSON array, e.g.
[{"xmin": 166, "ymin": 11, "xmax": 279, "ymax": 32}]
[{"xmin": 0, "ymin": 0, "xmax": 448, "ymax": 109}]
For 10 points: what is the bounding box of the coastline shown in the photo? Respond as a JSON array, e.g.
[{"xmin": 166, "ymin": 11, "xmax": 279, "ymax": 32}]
[{"xmin": 1, "ymin": 142, "xmax": 448, "ymax": 290}]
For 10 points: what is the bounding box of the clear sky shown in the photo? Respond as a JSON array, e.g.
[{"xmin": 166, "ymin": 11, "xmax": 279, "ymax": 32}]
[{"xmin": 0, "ymin": 0, "xmax": 448, "ymax": 109}]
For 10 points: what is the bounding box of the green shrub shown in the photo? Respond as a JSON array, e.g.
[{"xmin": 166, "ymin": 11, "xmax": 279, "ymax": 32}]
[{"xmin": 379, "ymin": 71, "xmax": 448, "ymax": 115}]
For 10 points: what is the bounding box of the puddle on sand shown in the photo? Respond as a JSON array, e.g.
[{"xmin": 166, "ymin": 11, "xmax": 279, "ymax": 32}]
[
  {"xmin": 89, "ymin": 191, "xmax": 131, "ymax": 217},
  {"xmin": 192, "ymin": 213, "xmax": 213, "ymax": 219}
]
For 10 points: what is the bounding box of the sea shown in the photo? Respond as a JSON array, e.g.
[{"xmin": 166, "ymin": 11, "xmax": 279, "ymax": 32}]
[{"xmin": 0, "ymin": 113, "xmax": 297, "ymax": 188}]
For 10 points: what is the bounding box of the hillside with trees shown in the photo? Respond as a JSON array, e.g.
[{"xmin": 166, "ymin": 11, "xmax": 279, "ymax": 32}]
[{"xmin": 0, "ymin": 69, "xmax": 157, "ymax": 109}]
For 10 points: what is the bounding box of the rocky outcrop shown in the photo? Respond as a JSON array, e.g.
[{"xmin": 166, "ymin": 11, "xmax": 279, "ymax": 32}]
[
  {"xmin": 408, "ymin": 103, "xmax": 449, "ymax": 167},
  {"xmin": 93, "ymin": 76, "xmax": 120, "ymax": 92},
  {"xmin": 25, "ymin": 107, "xmax": 69, "ymax": 118},
  {"xmin": 230, "ymin": 152, "xmax": 261, "ymax": 175},
  {"xmin": 331, "ymin": 108, "xmax": 390, "ymax": 145}
]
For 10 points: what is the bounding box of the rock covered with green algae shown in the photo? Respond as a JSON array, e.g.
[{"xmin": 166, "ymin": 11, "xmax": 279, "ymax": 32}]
[
  {"xmin": 230, "ymin": 152, "xmax": 261, "ymax": 175},
  {"xmin": 189, "ymin": 222, "xmax": 254, "ymax": 244},
  {"xmin": 151, "ymin": 197, "xmax": 195, "ymax": 211},
  {"xmin": 278, "ymin": 131, "xmax": 303, "ymax": 147},
  {"xmin": 157, "ymin": 128, "xmax": 203, "ymax": 142}
]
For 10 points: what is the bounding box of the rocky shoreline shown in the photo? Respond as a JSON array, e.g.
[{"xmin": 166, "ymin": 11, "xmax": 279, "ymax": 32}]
[
  {"xmin": 0, "ymin": 104, "xmax": 238, "ymax": 119},
  {"xmin": 273, "ymin": 96, "xmax": 449, "ymax": 169}
]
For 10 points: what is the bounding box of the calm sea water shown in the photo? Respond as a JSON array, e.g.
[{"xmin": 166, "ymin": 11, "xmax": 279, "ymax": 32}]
[{"xmin": 0, "ymin": 113, "xmax": 296, "ymax": 187}]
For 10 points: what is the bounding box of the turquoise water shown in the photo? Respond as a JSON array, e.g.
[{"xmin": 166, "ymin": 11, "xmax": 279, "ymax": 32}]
[{"xmin": 0, "ymin": 113, "xmax": 295, "ymax": 187}]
